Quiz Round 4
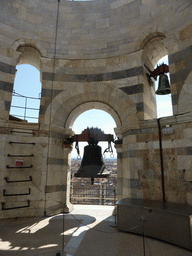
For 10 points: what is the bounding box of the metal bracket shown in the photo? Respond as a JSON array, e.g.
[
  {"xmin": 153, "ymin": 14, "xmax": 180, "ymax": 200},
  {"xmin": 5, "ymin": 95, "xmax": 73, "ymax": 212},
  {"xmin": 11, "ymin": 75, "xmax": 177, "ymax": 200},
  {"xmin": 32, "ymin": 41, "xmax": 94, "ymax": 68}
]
[
  {"xmin": 3, "ymin": 188, "xmax": 31, "ymax": 196},
  {"xmin": 4, "ymin": 176, "xmax": 32, "ymax": 183},
  {"xmin": 2, "ymin": 200, "xmax": 30, "ymax": 210}
]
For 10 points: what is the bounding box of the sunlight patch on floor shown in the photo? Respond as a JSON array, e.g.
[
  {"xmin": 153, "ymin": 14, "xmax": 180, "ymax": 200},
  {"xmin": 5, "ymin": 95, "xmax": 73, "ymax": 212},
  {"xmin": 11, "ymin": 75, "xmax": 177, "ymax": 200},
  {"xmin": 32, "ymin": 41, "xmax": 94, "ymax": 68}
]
[
  {"xmin": 16, "ymin": 217, "xmax": 52, "ymax": 234},
  {"xmin": 37, "ymin": 244, "xmax": 58, "ymax": 249}
]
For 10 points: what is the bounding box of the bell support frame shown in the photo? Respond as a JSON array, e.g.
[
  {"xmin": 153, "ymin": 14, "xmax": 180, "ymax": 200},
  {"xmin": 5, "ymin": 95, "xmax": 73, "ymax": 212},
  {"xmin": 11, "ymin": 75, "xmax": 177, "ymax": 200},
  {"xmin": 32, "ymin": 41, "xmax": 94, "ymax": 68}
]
[{"xmin": 63, "ymin": 127, "xmax": 114, "ymax": 147}]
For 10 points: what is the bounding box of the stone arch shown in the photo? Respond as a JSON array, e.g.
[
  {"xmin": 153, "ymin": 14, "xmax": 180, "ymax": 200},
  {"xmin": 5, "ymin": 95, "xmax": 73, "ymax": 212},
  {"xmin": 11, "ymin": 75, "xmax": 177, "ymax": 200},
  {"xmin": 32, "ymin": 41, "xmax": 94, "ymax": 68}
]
[
  {"xmin": 64, "ymin": 101, "xmax": 122, "ymax": 129},
  {"xmin": 9, "ymin": 44, "xmax": 42, "ymax": 122},
  {"xmin": 11, "ymin": 38, "xmax": 46, "ymax": 58},
  {"xmin": 43, "ymin": 83, "xmax": 138, "ymax": 132},
  {"xmin": 16, "ymin": 46, "xmax": 42, "ymax": 71},
  {"xmin": 139, "ymin": 32, "xmax": 171, "ymax": 119},
  {"xmin": 141, "ymin": 32, "xmax": 167, "ymax": 68}
]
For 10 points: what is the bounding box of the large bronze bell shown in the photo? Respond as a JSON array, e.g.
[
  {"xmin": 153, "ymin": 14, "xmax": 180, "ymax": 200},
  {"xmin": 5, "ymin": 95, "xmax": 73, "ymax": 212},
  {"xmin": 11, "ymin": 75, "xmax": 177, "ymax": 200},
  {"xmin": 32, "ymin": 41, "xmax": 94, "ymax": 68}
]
[
  {"xmin": 155, "ymin": 73, "xmax": 171, "ymax": 95},
  {"xmin": 74, "ymin": 144, "xmax": 110, "ymax": 183}
]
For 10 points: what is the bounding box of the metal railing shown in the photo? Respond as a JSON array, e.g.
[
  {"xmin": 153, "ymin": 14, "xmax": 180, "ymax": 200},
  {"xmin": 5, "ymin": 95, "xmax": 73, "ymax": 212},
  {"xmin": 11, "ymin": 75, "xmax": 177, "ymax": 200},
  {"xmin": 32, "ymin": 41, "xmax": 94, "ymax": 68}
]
[
  {"xmin": 10, "ymin": 92, "xmax": 41, "ymax": 122},
  {"xmin": 70, "ymin": 181, "xmax": 116, "ymax": 205}
]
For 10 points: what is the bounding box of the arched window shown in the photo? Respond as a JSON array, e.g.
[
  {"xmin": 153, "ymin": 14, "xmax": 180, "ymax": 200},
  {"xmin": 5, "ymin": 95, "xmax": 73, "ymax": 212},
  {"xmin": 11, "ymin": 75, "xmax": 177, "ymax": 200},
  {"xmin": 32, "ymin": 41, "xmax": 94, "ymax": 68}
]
[
  {"xmin": 155, "ymin": 55, "xmax": 173, "ymax": 118},
  {"xmin": 71, "ymin": 109, "xmax": 117, "ymax": 158},
  {"xmin": 70, "ymin": 109, "xmax": 117, "ymax": 205},
  {"xmin": 141, "ymin": 33, "xmax": 173, "ymax": 119},
  {"xmin": 10, "ymin": 64, "xmax": 41, "ymax": 123},
  {"xmin": 9, "ymin": 46, "xmax": 42, "ymax": 123}
]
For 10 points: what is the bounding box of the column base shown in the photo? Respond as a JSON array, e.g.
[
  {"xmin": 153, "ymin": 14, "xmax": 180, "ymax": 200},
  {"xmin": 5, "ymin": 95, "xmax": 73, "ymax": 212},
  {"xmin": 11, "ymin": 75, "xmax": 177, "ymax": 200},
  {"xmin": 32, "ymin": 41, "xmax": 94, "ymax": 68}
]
[{"xmin": 63, "ymin": 202, "xmax": 74, "ymax": 213}]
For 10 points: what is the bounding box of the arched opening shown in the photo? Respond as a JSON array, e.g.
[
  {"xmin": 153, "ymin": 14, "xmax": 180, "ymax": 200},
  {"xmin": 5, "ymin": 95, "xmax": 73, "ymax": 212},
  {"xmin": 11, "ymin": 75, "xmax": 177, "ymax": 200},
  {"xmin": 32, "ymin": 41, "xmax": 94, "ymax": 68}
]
[
  {"xmin": 70, "ymin": 109, "xmax": 117, "ymax": 206},
  {"xmin": 155, "ymin": 55, "xmax": 173, "ymax": 118},
  {"xmin": 9, "ymin": 46, "xmax": 42, "ymax": 123},
  {"xmin": 141, "ymin": 33, "xmax": 173, "ymax": 119},
  {"xmin": 10, "ymin": 64, "xmax": 41, "ymax": 122}
]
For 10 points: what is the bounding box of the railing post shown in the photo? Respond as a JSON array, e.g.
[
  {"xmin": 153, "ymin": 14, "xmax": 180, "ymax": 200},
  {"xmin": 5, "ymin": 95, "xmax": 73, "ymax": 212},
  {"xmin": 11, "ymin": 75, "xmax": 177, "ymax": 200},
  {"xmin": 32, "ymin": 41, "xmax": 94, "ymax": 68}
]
[
  {"xmin": 114, "ymin": 189, "xmax": 116, "ymax": 206},
  {"xmin": 24, "ymin": 97, "xmax": 27, "ymax": 120}
]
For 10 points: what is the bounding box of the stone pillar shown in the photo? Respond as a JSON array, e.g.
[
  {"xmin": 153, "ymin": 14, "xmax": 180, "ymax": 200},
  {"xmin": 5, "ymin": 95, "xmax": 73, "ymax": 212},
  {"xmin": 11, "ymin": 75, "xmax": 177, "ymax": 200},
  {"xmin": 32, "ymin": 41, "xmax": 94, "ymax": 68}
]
[
  {"xmin": 44, "ymin": 126, "xmax": 74, "ymax": 215},
  {"xmin": 63, "ymin": 145, "xmax": 74, "ymax": 213},
  {"xmin": 115, "ymin": 139, "xmax": 123, "ymax": 201}
]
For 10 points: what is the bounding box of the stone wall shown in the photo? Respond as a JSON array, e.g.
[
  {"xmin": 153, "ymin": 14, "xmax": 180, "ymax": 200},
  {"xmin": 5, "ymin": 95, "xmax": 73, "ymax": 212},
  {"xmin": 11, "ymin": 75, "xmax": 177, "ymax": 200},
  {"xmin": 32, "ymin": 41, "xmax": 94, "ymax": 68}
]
[
  {"xmin": 0, "ymin": 121, "xmax": 73, "ymax": 218},
  {"xmin": 0, "ymin": 0, "xmax": 192, "ymax": 218},
  {"xmin": 1, "ymin": 0, "xmax": 190, "ymax": 59},
  {"xmin": 120, "ymin": 114, "xmax": 192, "ymax": 204}
]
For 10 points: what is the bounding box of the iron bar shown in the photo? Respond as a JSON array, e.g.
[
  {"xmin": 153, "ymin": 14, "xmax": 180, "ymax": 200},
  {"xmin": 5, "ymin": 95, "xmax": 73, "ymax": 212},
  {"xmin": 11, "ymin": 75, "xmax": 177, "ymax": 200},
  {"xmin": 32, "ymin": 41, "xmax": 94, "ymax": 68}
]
[
  {"xmin": 71, "ymin": 196, "xmax": 116, "ymax": 201},
  {"xmin": 10, "ymin": 113, "xmax": 39, "ymax": 120},
  {"xmin": 44, "ymin": 0, "xmax": 60, "ymax": 217},
  {"xmin": 7, "ymin": 154, "xmax": 34, "ymax": 157},
  {"xmin": 157, "ymin": 118, "xmax": 166, "ymax": 204},
  {"xmin": 3, "ymin": 188, "xmax": 31, "ymax": 196},
  {"xmin": 2, "ymin": 200, "xmax": 30, "ymax": 210},
  {"xmin": 11, "ymin": 131, "xmax": 35, "ymax": 135},
  {"xmin": 6, "ymin": 164, "xmax": 33, "ymax": 169},
  {"xmin": 9, "ymin": 142, "xmax": 35, "ymax": 145},
  {"xmin": 114, "ymin": 189, "xmax": 116, "ymax": 206},
  {"xmin": 4, "ymin": 176, "xmax": 32, "ymax": 183},
  {"xmin": 12, "ymin": 92, "xmax": 40, "ymax": 100},
  {"xmin": 11, "ymin": 105, "xmax": 40, "ymax": 110}
]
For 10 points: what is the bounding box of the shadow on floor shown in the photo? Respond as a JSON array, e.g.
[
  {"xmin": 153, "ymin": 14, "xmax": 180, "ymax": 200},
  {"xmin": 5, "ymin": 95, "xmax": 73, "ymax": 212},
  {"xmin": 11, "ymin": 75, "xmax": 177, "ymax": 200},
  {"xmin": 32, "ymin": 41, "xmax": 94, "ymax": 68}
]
[
  {"xmin": 73, "ymin": 216, "xmax": 192, "ymax": 256},
  {"xmin": 0, "ymin": 214, "xmax": 96, "ymax": 256},
  {"xmin": 1, "ymin": 206, "xmax": 192, "ymax": 256}
]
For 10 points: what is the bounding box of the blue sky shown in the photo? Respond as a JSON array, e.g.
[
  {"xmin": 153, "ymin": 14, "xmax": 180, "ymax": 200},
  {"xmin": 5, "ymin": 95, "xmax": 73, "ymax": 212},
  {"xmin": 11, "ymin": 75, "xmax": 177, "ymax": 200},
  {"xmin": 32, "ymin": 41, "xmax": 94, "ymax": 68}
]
[
  {"xmin": 71, "ymin": 109, "xmax": 116, "ymax": 158},
  {"xmin": 10, "ymin": 65, "xmax": 41, "ymax": 122},
  {"xmin": 10, "ymin": 56, "xmax": 172, "ymax": 158}
]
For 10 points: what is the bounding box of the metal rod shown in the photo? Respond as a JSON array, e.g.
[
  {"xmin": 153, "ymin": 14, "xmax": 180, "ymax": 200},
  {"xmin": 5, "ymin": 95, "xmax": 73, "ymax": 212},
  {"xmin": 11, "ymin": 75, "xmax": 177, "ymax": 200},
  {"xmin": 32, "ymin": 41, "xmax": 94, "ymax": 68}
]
[
  {"xmin": 3, "ymin": 188, "xmax": 31, "ymax": 196},
  {"xmin": 62, "ymin": 204, "xmax": 65, "ymax": 255},
  {"xmin": 44, "ymin": 0, "xmax": 60, "ymax": 217},
  {"xmin": 114, "ymin": 189, "xmax": 116, "ymax": 206},
  {"xmin": 143, "ymin": 229, "xmax": 146, "ymax": 256},
  {"xmin": 11, "ymin": 105, "xmax": 40, "ymax": 111},
  {"xmin": 2, "ymin": 200, "xmax": 30, "ymax": 210},
  {"xmin": 12, "ymin": 92, "xmax": 40, "ymax": 100},
  {"xmin": 6, "ymin": 165, "xmax": 33, "ymax": 169},
  {"xmin": 24, "ymin": 97, "xmax": 27, "ymax": 120},
  {"xmin": 7, "ymin": 154, "xmax": 34, "ymax": 157},
  {"xmin": 10, "ymin": 114, "xmax": 39, "ymax": 120},
  {"xmin": 9, "ymin": 142, "xmax": 35, "ymax": 145},
  {"xmin": 4, "ymin": 176, "xmax": 32, "ymax": 183},
  {"xmin": 157, "ymin": 118, "xmax": 166, "ymax": 204},
  {"xmin": 11, "ymin": 131, "xmax": 34, "ymax": 135}
]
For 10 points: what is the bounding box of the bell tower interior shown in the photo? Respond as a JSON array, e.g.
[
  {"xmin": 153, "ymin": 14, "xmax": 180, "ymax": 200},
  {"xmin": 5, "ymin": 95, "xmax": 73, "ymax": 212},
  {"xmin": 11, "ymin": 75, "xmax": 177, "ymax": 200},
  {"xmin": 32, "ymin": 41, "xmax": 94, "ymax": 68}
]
[{"xmin": 0, "ymin": 1, "xmax": 192, "ymax": 251}]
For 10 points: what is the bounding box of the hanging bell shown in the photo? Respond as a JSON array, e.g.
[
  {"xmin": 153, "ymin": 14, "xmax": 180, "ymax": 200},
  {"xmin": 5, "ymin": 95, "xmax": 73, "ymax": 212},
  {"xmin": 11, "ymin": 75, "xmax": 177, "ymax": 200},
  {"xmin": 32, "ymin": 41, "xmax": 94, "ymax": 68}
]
[
  {"xmin": 155, "ymin": 73, "xmax": 171, "ymax": 95},
  {"xmin": 74, "ymin": 145, "xmax": 110, "ymax": 183}
]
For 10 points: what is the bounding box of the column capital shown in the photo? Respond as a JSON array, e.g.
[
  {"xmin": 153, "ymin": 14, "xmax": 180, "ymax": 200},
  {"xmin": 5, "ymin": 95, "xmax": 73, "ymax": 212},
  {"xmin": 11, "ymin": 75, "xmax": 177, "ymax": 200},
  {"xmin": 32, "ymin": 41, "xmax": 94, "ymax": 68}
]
[{"xmin": 114, "ymin": 139, "xmax": 123, "ymax": 153}]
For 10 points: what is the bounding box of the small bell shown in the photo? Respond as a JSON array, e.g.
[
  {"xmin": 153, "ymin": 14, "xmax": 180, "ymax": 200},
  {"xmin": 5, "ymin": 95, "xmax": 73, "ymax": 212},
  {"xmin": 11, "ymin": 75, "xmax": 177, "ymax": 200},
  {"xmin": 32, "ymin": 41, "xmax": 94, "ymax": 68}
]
[
  {"xmin": 155, "ymin": 73, "xmax": 171, "ymax": 95},
  {"xmin": 74, "ymin": 144, "xmax": 110, "ymax": 183}
]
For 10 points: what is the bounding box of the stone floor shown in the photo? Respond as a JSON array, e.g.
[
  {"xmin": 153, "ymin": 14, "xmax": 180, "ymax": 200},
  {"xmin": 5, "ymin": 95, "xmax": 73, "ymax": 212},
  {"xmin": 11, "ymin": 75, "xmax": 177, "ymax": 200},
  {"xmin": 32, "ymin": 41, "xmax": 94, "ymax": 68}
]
[{"xmin": 1, "ymin": 205, "xmax": 192, "ymax": 256}]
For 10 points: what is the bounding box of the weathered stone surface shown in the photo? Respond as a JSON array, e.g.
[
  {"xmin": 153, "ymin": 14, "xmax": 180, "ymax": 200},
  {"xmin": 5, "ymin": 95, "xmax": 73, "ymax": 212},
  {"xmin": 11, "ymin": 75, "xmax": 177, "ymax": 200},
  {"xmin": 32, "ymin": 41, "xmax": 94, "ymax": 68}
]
[{"xmin": 0, "ymin": 0, "xmax": 192, "ymax": 219}]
